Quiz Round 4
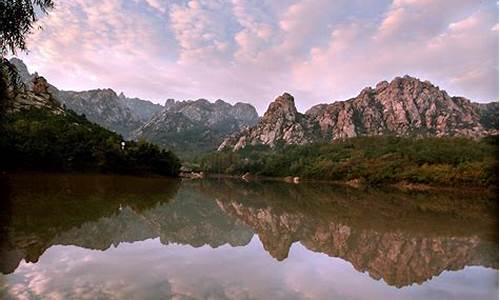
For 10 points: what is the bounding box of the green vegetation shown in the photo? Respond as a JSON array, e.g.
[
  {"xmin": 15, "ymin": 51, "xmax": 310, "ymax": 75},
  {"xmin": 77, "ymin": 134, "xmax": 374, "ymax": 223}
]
[
  {"xmin": 199, "ymin": 136, "xmax": 499, "ymax": 187},
  {"xmin": 1, "ymin": 0, "xmax": 54, "ymax": 56},
  {"xmin": 0, "ymin": 108, "xmax": 181, "ymax": 176}
]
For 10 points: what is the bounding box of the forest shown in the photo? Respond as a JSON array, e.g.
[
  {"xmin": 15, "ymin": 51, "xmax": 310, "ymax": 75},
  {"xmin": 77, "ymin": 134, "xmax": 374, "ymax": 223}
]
[
  {"xmin": 0, "ymin": 108, "xmax": 181, "ymax": 176},
  {"xmin": 198, "ymin": 136, "xmax": 499, "ymax": 187}
]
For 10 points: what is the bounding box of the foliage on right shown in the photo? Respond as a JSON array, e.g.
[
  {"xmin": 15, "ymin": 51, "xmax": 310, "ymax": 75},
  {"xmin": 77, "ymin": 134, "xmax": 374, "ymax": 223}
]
[{"xmin": 199, "ymin": 136, "xmax": 499, "ymax": 187}]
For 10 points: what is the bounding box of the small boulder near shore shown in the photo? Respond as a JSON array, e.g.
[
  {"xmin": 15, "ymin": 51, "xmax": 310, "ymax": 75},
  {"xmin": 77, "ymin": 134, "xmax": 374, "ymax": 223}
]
[
  {"xmin": 284, "ymin": 176, "xmax": 300, "ymax": 184},
  {"xmin": 180, "ymin": 171, "xmax": 204, "ymax": 179},
  {"xmin": 241, "ymin": 172, "xmax": 253, "ymax": 181}
]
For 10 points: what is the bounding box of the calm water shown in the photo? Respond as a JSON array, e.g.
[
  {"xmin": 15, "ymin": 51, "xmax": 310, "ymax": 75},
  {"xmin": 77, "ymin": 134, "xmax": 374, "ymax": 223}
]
[{"xmin": 0, "ymin": 174, "xmax": 498, "ymax": 300}]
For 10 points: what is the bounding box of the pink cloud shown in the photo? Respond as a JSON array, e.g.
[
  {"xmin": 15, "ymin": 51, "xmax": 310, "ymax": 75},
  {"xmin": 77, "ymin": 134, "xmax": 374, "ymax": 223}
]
[{"xmin": 13, "ymin": 0, "xmax": 499, "ymax": 114}]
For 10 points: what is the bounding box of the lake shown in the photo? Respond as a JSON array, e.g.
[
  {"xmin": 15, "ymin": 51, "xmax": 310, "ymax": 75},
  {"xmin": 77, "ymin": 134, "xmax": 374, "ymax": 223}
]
[{"xmin": 0, "ymin": 173, "xmax": 498, "ymax": 299}]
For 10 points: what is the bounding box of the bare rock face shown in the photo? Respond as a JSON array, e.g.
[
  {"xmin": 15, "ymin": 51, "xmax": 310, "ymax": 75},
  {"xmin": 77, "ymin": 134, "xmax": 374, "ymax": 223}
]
[
  {"xmin": 57, "ymin": 89, "xmax": 144, "ymax": 137},
  {"xmin": 220, "ymin": 76, "xmax": 498, "ymax": 151},
  {"xmin": 9, "ymin": 76, "xmax": 64, "ymax": 114},
  {"xmin": 1, "ymin": 59, "xmax": 62, "ymax": 114},
  {"xmin": 133, "ymin": 98, "xmax": 259, "ymax": 155},
  {"xmin": 219, "ymin": 93, "xmax": 318, "ymax": 151},
  {"xmin": 307, "ymin": 76, "xmax": 497, "ymax": 140}
]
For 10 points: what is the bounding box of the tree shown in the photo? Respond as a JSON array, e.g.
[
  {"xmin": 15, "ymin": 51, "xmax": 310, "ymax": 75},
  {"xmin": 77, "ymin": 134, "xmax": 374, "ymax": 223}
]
[
  {"xmin": 0, "ymin": 0, "xmax": 54, "ymax": 114},
  {"xmin": 0, "ymin": 0, "xmax": 54, "ymax": 56}
]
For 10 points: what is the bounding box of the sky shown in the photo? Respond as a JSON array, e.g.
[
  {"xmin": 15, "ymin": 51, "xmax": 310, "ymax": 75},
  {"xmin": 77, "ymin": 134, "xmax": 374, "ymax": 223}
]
[{"xmin": 15, "ymin": 0, "xmax": 500, "ymax": 113}]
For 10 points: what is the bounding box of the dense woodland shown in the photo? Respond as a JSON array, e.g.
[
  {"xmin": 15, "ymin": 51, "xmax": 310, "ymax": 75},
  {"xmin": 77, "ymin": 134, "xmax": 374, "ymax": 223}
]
[
  {"xmin": 0, "ymin": 108, "xmax": 181, "ymax": 176},
  {"xmin": 198, "ymin": 136, "xmax": 499, "ymax": 187}
]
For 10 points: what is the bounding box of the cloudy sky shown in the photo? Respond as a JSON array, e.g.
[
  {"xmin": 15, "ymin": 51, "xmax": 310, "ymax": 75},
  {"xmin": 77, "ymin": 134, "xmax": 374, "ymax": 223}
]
[{"xmin": 16, "ymin": 0, "xmax": 499, "ymax": 113}]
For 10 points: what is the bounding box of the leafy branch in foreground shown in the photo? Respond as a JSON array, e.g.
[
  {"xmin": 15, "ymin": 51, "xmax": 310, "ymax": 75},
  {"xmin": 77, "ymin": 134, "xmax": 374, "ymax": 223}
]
[{"xmin": 0, "ymin": 0, "xmax": 54, "ymax": 56}]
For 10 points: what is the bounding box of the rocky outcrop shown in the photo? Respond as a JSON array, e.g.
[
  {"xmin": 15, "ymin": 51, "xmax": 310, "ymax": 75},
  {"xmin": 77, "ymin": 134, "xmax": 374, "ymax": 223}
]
[
  {"xmin": 3, "ymin": 59, "xmax": 64, "ymax": 115},
  {"xmin": 308, "ymin": 76, "xmax": 497, "ymax": 139},
  {"xmin": 219, "ymin": 76, "xmax": 499, "ymax": 151},
  {"xmin": 57, "ymin": 89, "xmax": 145, "ymax": 137},
  {"xmin": 218, "ymin": 93, "xmax": 318, "ymax": 151},
  {"xmin": 133, "ymin": 98, "xmax": 259, "ymax": 155},
  {"xmin": 119, "ymin": 92, "xmax": 163, "ymax": 123}
]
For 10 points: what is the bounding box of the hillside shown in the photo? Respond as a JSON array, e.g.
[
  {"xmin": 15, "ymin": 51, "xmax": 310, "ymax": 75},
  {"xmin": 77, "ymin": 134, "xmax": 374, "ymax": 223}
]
[
  {"xmin": 0, "ymin": 60, "xmax": 181, "ymax": 176},
  {"xmin": 202, "ymin": 136, "xmax": 499, "ymax": 187}
]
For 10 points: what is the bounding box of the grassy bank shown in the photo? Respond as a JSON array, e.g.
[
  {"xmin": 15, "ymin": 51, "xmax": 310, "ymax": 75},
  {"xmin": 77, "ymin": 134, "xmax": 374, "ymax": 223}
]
[{"xmin": 198, "ymin": 136, "xmax": 498, "ymax": 187}]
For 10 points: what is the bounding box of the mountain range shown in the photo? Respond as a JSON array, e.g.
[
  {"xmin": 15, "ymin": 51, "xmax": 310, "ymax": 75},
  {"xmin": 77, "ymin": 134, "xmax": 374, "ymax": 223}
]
[
  {"xmin": 219, "ymin": 77, "xmax": 498, "ymax": 151},
  {"xmin": 9, "ymin": 58, "xmax": 498, "ymax": 155},
  {"xmin": 9, "ymin": 58, "xmax": 259, "ymax": 156}
]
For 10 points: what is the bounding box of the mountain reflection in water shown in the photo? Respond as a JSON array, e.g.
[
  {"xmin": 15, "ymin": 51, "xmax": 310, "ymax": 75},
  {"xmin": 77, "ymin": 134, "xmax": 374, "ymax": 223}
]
[{"xmin": 0, "ymin": 173, "xmax": 497, "ymax": 299}]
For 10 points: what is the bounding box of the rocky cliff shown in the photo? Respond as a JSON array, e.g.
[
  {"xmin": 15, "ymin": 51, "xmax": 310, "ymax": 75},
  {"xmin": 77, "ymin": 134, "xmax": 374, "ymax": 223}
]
[
  {"xmin": 3, "ymin": 58, "xmax": 63, "ymax": 115},
  {"xmin": 57, "ymin": 89, "xmax": 147, "ymax": 136},
  {"xmin": 133, "ymin": 98, "xmax": 259, "ymax": 155},
  {"xmin": 218, "ymin": 93, "xmax": 317, "ymax": 151},
  {"xmin": 219, "ymin": 76, "xmax": 499, "ymax": 151}
]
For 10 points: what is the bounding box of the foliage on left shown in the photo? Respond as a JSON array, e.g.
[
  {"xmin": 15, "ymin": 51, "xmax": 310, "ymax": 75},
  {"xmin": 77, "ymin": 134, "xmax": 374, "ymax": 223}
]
[
  {"xmin": 0, "ymin": 108, "xmax": 181, "ymax": 176},
  {"xmin": 0, "ymin": 0, "xmax": 54, "ymax": 56}
]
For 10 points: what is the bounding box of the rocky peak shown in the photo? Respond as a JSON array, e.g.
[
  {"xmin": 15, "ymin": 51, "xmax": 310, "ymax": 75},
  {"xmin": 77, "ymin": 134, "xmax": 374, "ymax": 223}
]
[
  {"xmin": 7, "ymin": 74, "xmax": 64, "ymax": 114},
  {"xmin": 307, "ymin": 75, "xmax": 498, "ymax": 140},
  {"xmin": 165, "ymin": 99, "xmax": 175, "ymax": 107},
  {"xmin": 9, "ymin": 58, "xmax": 32, "ymax": 85},
  {"xmin": 220, "ymin": 77, "xmax": 498, "ymax": 151},
  {"xmin": 263, "ymin": 92, "xmax": 299, "ymax": 122},
  {"xmin": 218, "ymin": 93, "xmax": 317, "ymax": 151},
  {"xmin": 133, "ymin": 98, "xmax": 259, "ymax": 155},
  {"xmin": 231, "ymin": 102, "xmax": 260, "ymax": 123},
  {"xmin": 32, "ymin": 76, "xmax": 50, "ymax": 95}
]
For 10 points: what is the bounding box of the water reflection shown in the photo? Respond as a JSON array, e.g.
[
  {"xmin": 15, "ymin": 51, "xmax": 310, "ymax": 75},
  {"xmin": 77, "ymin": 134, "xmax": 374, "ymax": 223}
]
[
  {"xmin": 0, "ymin": 173, "xmax": 497, "ymax": 299},
  {"xmin": 203, "ymin": 180, "xmax": 498, "ymax": 288}
]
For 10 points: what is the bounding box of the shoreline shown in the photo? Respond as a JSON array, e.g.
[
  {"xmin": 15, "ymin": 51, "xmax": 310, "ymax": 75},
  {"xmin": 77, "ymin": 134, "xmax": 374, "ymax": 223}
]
[
  {"xmin": 204, "ymin": 173, "xmax": 497, "ymax": 193},
  {"xmin": 1, "ymin": 170, "xmax": 496, "ymax": 194}
]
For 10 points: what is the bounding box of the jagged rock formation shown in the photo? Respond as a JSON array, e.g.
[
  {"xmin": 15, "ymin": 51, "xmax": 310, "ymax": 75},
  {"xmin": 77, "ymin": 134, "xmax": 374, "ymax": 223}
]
[
  {"xmin": 218, "ymin": 93, "xmax": 317, "ymax": 151},
  {"xmin": 56, "ymin": 89, "xmax": 147, "ymax": 137},
  {"xmin": 2, "ymin": 59, "xmax": 63, "ymax": 115},
  {"xmin": 57, "ymin": 89, "xmax": 164, "ymax": 137},
  {"xmin": 219, "ymin": 76, "xmax": 499, "ymax": 151},
  {"xmin": 9, "ymin": 58, "xmax": 149, "ymax": 137},
  {"xmin": 119, "ymin": 92, "xmax": 163, "ymax": 122},
  {"xmin": 308, "ymin": 76, "xmax": 498, "ymax": 139},
  {"xmin": 133, "ymin": 98, "xmax": 259, "ymax": 155}
]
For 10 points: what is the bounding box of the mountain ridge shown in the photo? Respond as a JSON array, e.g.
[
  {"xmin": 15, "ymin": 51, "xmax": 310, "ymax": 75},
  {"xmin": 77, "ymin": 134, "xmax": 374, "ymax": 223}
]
[
  {"xmin": 9, "ymin": 58, "xmax": 260, "ymax": 151},
  {"xmin": 219, "ymin": 75, "xmax": 498, "ymax": 151}
]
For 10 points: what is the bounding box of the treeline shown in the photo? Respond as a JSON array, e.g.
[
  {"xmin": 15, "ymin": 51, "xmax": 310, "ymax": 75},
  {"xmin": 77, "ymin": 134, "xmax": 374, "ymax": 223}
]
[
  {"xmin": 0, "ymin": 108, "xmax": 181, "ymax": 176},
  {"xmin": 198, "ymin": 136, "xmax": 499, "ymax": 187}
]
